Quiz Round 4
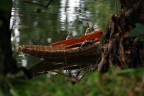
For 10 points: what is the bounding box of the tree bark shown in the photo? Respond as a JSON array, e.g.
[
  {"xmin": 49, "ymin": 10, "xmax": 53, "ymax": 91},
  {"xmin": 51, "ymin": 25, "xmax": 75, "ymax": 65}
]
[
  {"xmin": 98, "ymin": 0, "xmax": 144, "ymax": 72},
  {"xmin": 0, "ymin": 0, "xmax": 13, "ymax": 76},
  {"xmin": 0, "ymin": 1, "xmax": 32, "ymax": 95}
]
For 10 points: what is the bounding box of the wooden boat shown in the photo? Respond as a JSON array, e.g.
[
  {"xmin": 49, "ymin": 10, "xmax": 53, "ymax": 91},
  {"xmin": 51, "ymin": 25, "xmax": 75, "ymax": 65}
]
[
  {"xmin": 17, "ymin": 30, "xmax": 103, "ymax": 60},
  {"xmin": 51, "ymin": 30, "xmax": 103, "ymax": 47}
]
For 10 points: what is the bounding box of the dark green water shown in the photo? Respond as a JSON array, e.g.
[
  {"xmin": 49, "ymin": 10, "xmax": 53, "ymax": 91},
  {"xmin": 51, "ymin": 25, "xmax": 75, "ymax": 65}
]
[{"xmin": 11, "ymin": 0, "xmax": 118, "ymax": 68}]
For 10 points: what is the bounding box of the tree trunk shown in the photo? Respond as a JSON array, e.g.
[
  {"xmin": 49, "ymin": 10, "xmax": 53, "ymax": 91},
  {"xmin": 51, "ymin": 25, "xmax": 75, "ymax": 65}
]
[
  {"xmin": 98, "ymin": 0, "xmax": 144, "ymax": 72},
  {"xmin": 0, "ymin": 1, "xmax": 32, "ymax": 95},
  {"xmin": 0, "ymin": 0, "xmax": 14, "ymax": 75}
]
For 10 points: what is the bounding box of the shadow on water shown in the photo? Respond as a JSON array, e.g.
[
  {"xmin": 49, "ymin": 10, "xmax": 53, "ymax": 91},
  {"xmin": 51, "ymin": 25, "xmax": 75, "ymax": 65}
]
[{"xmin": 11, "ymin": 0, "xmax": 117, "ymax": 75}]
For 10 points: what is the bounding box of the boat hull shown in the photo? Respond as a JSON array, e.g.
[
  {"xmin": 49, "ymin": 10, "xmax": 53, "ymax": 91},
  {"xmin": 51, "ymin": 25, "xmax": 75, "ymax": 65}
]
[{"xmin": 17, "ymin": 43, "xmax": 100, "ymax": 60}]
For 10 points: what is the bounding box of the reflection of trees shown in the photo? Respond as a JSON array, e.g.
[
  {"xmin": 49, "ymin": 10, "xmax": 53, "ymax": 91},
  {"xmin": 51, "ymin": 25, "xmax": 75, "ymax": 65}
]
[
  {"xmin": 85, "ymin": 0, "xmax": 118, "ymax": 31},
  {"xmin": 18, "ymin": 0, "xmax": 116, "ymax": 45},
  {"xmin": 19, "ymin": 0, "xmax": 62, "ymax": 45}
]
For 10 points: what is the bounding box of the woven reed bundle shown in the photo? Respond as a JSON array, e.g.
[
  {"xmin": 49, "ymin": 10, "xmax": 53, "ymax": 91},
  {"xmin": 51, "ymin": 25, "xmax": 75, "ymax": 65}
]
[{"xmin": 17, "ymin": 43, "xmax": 100, "ymax": 59}]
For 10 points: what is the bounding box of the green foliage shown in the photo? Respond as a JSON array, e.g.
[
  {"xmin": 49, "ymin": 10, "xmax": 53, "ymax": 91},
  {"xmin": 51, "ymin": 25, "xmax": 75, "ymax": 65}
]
[
  {"xmin": 0, "ymin": 90, "xmax": 4, "ymax": 96},
  {"xmin": 130, "ymin": 24, "xmax": 144, "ymax": 41},
  {"xmin": 0, "ymin": 21, "xmax": 2, "ymax": 27},
  {"xmin": 85, "ymin": 0, "xmax": 118, "ymax": 31},
  {"xmin": 10, "ymin": 68, "xmax": 144, "ymax": 96},
  {"xmin": 0, "ymin": 1, "xmax": 12, "ymax": 11}
]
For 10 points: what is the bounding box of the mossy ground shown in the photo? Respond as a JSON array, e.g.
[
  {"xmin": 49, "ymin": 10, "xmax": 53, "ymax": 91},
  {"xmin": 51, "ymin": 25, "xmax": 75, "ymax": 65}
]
[{"xmin": 9, "ymin": 67, "xmax": 144, "ymax": 96}]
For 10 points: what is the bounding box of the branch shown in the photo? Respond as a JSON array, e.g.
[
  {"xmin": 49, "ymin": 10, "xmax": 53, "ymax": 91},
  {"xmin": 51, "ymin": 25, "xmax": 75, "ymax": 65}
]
[
  {"xmin": 45, "ymin": 0, "xmax": 53, "ymax": 9},
  {"xmin": 23, "ymin": 1, "xmax": 45, "ymax": 7}
]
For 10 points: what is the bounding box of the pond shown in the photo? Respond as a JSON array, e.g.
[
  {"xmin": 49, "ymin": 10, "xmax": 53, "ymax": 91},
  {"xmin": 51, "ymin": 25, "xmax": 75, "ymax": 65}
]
[{"xmin": 11, "ymin": 0, "xmax": 118, "ymax": 71}]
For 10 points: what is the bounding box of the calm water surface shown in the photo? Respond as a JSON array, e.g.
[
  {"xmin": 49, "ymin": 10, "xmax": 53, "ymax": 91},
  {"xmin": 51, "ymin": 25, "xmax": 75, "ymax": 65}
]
[{"xmin": 11, "ymin": 0, "xmax": 117, "ymax": 68}]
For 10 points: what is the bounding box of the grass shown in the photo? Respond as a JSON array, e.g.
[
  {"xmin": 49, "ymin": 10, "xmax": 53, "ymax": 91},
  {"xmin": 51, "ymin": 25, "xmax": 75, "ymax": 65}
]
[{"xmin": 9, "ymin": 67, "xmax": 144, "ymax": 96}]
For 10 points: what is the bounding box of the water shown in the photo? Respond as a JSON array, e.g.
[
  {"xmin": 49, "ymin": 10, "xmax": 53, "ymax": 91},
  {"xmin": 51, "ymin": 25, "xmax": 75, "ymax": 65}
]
[{"xmin": 11, "ymin": 0, "xmax": 117, "ymax": 68}]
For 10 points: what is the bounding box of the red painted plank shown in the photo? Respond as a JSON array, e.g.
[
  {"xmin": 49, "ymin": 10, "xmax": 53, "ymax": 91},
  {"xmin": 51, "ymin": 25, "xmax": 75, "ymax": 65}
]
[{"xmin": 51, "ymin": 31, "xmax": 103, "ymax": 47}]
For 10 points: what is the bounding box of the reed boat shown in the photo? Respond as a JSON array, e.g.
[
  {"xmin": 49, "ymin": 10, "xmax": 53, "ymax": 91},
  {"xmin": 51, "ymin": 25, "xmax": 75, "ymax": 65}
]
[{"xmin": 17, "ymin": 30, "xmax": 103, "ymax": 60}]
